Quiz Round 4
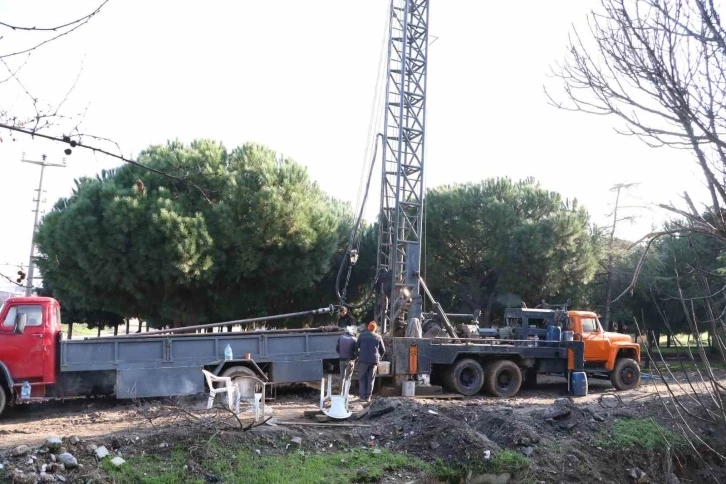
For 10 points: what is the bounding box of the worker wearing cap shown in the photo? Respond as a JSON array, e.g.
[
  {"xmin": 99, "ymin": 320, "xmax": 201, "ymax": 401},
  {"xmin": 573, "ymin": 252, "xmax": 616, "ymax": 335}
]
[
  {"xmin": 337, "ymin": 306, "xmax": 357, "ymax": 329},
  {"xmin": 336, "ymin": 325, "xmax": 357, "ymax": 392},
  {"xmin": 355, "ymin": 321, "xmax": 386, "ymax": 403}
]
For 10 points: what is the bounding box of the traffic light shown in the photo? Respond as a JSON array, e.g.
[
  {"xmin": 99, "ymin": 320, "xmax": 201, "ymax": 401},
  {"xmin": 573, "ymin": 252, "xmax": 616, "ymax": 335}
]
[{"xmin": 16, "ymin": 270, "xmax": 26, "ymax": 284}]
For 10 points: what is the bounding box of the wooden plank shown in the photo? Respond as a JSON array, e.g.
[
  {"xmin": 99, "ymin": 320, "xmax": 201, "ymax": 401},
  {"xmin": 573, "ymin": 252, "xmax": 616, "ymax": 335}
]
[{"xmin": 274, "ymin": 421, "xmax": 372, "ymax": 428}]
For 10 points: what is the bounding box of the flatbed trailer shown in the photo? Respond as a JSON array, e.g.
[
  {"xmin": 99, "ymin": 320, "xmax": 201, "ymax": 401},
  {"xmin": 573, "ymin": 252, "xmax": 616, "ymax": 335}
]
[{"xmin": 58, "ymin": 328, "xmax": 343, "ymax": 399}]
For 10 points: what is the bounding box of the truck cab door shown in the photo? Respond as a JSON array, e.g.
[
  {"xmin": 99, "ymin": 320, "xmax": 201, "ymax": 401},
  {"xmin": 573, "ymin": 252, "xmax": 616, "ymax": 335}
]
[
  {"xmin": 580, "ymin": 317, "xmax": 608, "ymax": 363},
  {"xmin": 0, "ymin": 304, "xmax": 46, "ymax": 381}
]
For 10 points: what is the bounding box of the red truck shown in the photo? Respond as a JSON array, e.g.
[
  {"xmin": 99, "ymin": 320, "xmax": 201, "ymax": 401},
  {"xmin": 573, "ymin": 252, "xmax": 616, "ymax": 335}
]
[{"xmin": 0, "ymin": 296, "xmax": 343, "ymax": 417}]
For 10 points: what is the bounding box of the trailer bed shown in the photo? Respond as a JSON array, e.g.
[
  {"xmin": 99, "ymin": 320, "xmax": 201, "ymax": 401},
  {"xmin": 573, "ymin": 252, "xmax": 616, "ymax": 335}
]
[{"xmin": 59, "ymin": 329, "xmax": 342, "ymax": 399}]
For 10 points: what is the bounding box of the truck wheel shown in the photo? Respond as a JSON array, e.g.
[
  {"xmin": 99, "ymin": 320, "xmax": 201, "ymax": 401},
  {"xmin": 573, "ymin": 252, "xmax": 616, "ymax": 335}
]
[
  {"xmin": 484, "ymin": 360, "xmax": 523, "ymax": 397},
  {"xmin": 0, "ymin": 387, "xmax": 6, "ymax": 418},
  {"xmin": 610, "ymin": 358, "xmax": 640, "ymax": 390},
  {"xmin": 445, "ymin": 359, "xmax": 485, "ymax": 396},
  {"xmin": 220, "ymin": 366, "xmax": 261, "ymax": 395}
]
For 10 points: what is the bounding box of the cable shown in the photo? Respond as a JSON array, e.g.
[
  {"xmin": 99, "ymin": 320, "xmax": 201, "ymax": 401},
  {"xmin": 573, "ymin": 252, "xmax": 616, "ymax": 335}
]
[{"xmin": 336, "ymin": 133, "xmax": 383, "ymax": 306}]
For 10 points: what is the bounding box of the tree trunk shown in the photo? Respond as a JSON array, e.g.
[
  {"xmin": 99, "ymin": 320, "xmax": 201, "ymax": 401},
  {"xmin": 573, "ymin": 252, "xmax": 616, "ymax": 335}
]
[
  {"xmin": 667, "ymin": 333, "xmax": 671, "ymax": 348},
  {"xmin": 125, "ymin": 318, "xmax": 130, "ymax": 334},
  {"xmin": 137, "ymin": 319, "xmax": 142, "ymax": 333},
  {"xmin": 68, "ymin": 321, "xmax": 74, "ymax": 340},
  {"xmin": 114, "ymin": 324, "xmax": 118, "ymax": 336},
  {"xmin": 97, "ymin": 325, "xmax": 101, "ymax": 338}
]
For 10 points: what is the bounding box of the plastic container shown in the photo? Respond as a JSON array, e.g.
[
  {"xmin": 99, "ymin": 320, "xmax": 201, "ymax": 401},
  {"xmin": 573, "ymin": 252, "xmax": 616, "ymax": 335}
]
[
  {"xmin": 547, "ymin": 325, "xmax": 562, "ymax": 347},
  {"xmin": 402, "ymin": 380, "xmax": 416, "ymax": 397},
  {"xmin": 570, "ymin": 371, "xmax": 588, "ymax": 397},
  {"xmin": 224, "ymin": 344, "xmax": 233, "ymax": 361},
  {"xmin": 562, "ymin": 330, "xmax": 574, "ymax": 341},
  {"xmin": 21, "ymin": 381, "xmax": 31, "ymax": 400},
  {"xmin": 377, "ymin": 361, "xmax": 391, "ymax": 375}
]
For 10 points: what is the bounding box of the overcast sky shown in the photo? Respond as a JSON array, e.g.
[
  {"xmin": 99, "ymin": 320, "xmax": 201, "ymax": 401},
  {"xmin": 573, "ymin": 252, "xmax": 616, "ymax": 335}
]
[{"xmin": 0, "ymin": 0, "xmax": 709, "ymax": 292}]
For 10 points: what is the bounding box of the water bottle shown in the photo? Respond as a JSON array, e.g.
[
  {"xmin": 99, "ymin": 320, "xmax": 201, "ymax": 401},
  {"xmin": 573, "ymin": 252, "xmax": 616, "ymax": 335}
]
[
  {"xmin": 21, "ymin": 381, "xmax": 31, "ymax": 400},
  {"xmin": 224, "ymin": 344, "xmax": 233, "ymax": 361}
]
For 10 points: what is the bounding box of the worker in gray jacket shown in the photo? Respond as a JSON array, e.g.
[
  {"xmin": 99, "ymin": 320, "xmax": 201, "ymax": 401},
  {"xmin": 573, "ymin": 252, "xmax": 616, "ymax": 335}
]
[
  {"xmin": 335, "ymin": 326, "xmax": 357, "ymax": 393},
  {"xmin": 355, "ymin": 321, "xmax": 386, "ymax": 402}
]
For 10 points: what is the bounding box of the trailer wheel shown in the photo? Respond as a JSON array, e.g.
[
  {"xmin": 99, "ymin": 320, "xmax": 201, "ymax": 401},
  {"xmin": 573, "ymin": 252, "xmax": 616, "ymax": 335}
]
[
  {"xmin": 484, "ymin": 360, "xmax": 522, "ymax": 397},
  {"xmin": 445, "ymin": 359, "xmax": 485, "ymax": 396},
  {"xmin": 610, "ymin": 358, "xmax": 640, "ymax": 391},
  {"xmin": 220, "ymin": 366, "xmax": 261, "ymax": 395}
]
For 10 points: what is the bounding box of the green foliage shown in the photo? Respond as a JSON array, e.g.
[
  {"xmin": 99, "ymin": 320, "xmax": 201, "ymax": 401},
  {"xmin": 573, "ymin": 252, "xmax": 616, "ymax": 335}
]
[
  {"xmin": 102, "ymin": 449, "xmax": 196, "ymax": 484},
  {"xmin": 424, "ymin": 177, "xmax": 598, "ymax": 324},
  {"xmin": 104, "ymin": 447, "xmax": 428, "ymax": 484},
  {"xmin": 431, "ymin": 450, "xmax": 529, "ymax": 480},
  {"xmin": 599, "ymin": 418, "xmax": 680, "ymax": 450},
  {"xmin": 591, "ymin": 227, "xmax": 725, "ymax": 336},
  {"xmin": 37, "ymin": 280, "xmax": 124, "ymax": 330},
  {"xmin": 35, "ymin": 140, "xmax": 357, "ymax": 327}
]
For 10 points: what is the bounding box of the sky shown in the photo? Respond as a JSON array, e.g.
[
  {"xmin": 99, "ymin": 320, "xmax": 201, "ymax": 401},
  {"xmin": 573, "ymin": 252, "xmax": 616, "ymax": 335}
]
[{"xmin": 0, "ymin": 0, "xmax": 710, "ymax": 293}]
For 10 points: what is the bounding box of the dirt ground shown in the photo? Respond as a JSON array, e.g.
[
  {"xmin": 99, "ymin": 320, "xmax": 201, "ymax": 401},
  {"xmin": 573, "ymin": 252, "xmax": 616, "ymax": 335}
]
[{"xmin": 1, "ymin": 372, "xmax": 725, "ymax": 483}]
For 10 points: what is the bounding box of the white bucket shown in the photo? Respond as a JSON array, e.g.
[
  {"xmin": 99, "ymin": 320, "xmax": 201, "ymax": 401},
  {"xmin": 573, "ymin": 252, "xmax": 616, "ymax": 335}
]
[
  {"xmin": 563, "ymin": 331, "xmax": 574, "ymax": 341},
  {"xmin": 402, "ymin": 380, "xmax": 416, "ymax": 397},
  {"xmin": 377, "ymin": 361, "xmax": 391, "ymax": 375}
]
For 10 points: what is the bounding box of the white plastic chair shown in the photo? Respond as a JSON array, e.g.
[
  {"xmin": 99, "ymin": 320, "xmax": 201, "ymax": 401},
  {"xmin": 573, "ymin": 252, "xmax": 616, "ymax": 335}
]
[
  {"xmin": 319, "ymin": 373, "xmax": 352, "ymax": 419},
  {"xmin": 202, "ymin": 369, "xmax": 236, "ymax": 412},
  {"xmin": 233, "ymin": 376, "xmax": 266, "ymax": 421}
]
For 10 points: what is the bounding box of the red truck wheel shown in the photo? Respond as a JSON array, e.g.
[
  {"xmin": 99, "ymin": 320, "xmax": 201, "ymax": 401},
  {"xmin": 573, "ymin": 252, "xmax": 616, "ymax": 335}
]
[
  {"xmin": 0, "ymin": 387, "xmax": 6, "ymax": 417},
  {"xmin": 610, "ymin": 358, "xmax": 640, "ymax": 390}
]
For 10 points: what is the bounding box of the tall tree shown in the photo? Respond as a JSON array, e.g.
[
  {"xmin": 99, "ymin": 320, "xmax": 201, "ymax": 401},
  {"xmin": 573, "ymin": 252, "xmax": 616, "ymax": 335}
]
[
  {"xmin": 35, "ymin": 140, "xmax": 350, "ymax": 327},
  {"xmin": 424, "ymin": 177, "xmax": 598, "ymax": 325}
]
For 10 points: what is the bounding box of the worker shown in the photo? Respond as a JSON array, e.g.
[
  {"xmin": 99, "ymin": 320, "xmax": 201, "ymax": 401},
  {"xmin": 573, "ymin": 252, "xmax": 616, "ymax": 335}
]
[
  {"xmin": 335, "ymin": 326, "xmax": 357, "ymax": 393},
  {"xmin": 355, "ymin": 321, "xmax": 386, "ymax": 403},
  {"xmin": 337, "ymin": 306, "xmax": 357, "ymax": 328}
]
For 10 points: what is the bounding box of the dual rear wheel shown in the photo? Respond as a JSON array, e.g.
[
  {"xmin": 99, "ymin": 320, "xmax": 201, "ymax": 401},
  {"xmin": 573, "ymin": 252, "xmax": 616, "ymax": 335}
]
[{"xmin": 444, "ymin": 358, "xmax": 523, "ymax": 397}]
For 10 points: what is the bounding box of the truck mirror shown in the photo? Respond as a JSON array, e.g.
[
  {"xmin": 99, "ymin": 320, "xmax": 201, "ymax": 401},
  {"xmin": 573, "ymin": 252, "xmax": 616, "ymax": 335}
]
[{"xmin": 14, "ymin": 313, "xmax": 27, "ymax": 334}]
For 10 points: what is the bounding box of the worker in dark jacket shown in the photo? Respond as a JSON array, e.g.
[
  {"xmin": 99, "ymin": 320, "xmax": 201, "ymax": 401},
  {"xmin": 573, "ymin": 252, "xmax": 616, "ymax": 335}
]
[
  {"xmin": 336, "ymin": 326, "xmax": 357, "ymax": 392},
  {"xmin": 338, "ymin": 306, "xmax": 357, "ymax": 328},
  {"xmin": 355, "ymin": 321, "xmax": 386, "ymax": 402}
]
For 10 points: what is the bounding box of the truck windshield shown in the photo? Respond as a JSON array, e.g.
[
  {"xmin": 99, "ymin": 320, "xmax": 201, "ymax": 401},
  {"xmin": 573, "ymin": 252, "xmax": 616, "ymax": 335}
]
[
  {"xmin": 580, "ymin": 318, "xmax": 600, "ymax": 332},
  {"xmin": 1, "ymin": 305, "xmax": 43, "ymax": 327}
]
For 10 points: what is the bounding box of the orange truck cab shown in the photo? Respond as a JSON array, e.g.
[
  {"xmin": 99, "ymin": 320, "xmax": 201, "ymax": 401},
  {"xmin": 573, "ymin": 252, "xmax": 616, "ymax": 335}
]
[{"xmin": 565, "ymin": 310, "xmax": 641, "ymax": 390}]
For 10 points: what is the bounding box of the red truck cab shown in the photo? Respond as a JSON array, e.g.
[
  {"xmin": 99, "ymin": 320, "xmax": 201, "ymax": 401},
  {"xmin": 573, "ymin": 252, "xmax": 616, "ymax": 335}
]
[{"xmin": 0, "ymin": 297, "xmax": 62, "ymax": 408}]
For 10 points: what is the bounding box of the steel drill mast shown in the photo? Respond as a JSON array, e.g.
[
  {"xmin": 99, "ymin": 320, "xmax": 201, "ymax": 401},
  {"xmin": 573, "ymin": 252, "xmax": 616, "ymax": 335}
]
[{"xmin": 376, "ymin": 0, "xmax": 430, "ymax": 335}]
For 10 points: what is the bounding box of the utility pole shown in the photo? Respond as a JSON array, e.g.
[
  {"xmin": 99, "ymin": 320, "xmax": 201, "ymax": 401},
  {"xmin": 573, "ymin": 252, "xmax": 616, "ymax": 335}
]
[{"xmin": 21, "ymin": 153, "xmax": 66, "ymax": 296}]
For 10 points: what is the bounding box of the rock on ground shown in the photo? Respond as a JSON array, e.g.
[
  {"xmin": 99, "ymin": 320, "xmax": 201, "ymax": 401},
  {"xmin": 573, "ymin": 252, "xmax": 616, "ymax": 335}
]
[
  {"xmin": 44, "ymin": 438, "xmax": 62, "ymax": 451},
  {"xmin": 110, "ymin": 457, "xmax": 126, "ymax": 467},
  {"xmin": 542, "ymin": 403, "xmax": 572, "ymax": 420},
  {"xmin": 12, "ymin": 445, "xmax": 30, "ymax": 457},
  {"xmin": 57, "ymin": 453, "xmax": 78, "ymax": 469},
  {"xmin": 94, "ymin": 446, "xmax": 110, "ymax": 459}
]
